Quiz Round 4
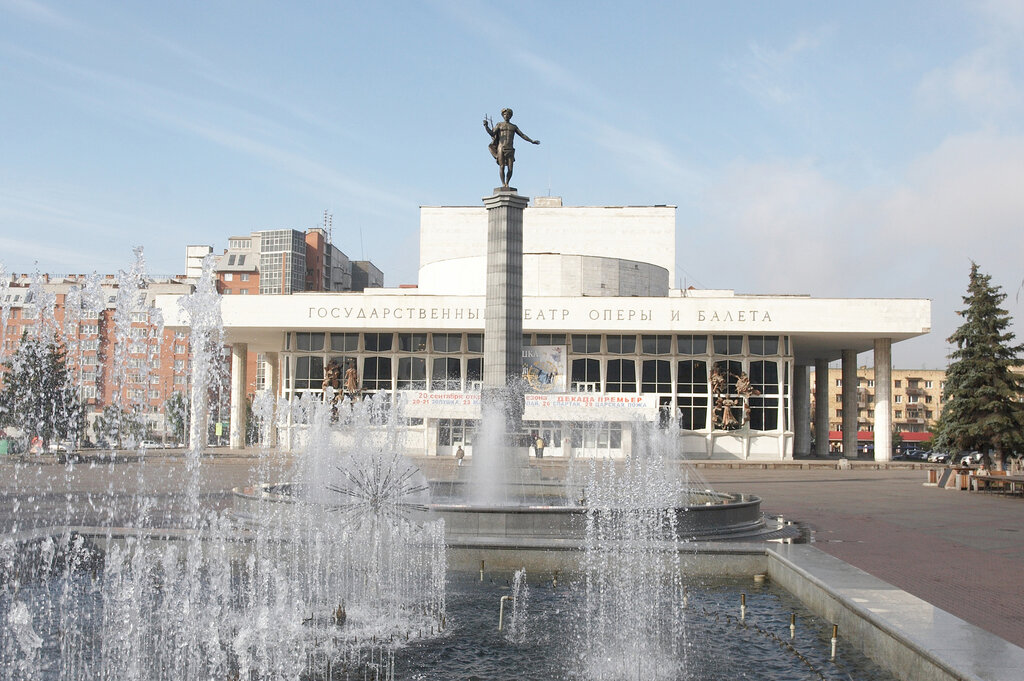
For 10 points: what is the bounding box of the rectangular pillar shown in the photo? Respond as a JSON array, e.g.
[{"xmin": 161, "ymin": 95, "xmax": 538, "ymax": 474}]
[
  {"xmin": 482, "ymin": 190, "xmax": 529, "ymax": 430},
  {"xmin": 264, "ymin": 351, "xmax": 279, "ymax": 448},
  {"xmin": 793, "ymin": 365, "xmax": 811, "ymax": 456},
  {"xmin": 841, "ymin": 349, "xmax": 858, "ymax": 457},
  {"xmin": 873, "ymin": 338, "xmax": 893, "ymax": 462},
  {"xmin": 814, "ymin": 358, "xmax": 830, "ymax": 457},
  {"xmin": 229, "ymin": 342, "xmax": 248, "ymax": 450}
]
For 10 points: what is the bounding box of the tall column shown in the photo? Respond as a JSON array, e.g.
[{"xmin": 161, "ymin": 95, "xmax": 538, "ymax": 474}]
[
  {"xmin": 814, "ymin": 358, "xmax": 830, "ymax": 457},
  {"xmin": 264, "ymin": 351, "xmax": 279, "ymax": 448},
  {"xmin": 793, "ymin": 365, "xmax": 811, "ymax": 456},
  {"xmin": 873, "ymin": 338, "xmax": 893, "ymax": 462},
  {"xmin": 229, "ymin": 343, "xmax": 248, "ymax": 450},
  {"xmin": 482, "ymin": 190, "xmax": 529, "ymax": 431},
  {"xmin": 841, "ymin": 349, "xmax": 858, "ymax": 457}
]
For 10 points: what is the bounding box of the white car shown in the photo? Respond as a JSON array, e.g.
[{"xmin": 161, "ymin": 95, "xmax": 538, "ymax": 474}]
[{"xmin": 139, "ymin": 440, "xmax": 161, "ymax": 450}]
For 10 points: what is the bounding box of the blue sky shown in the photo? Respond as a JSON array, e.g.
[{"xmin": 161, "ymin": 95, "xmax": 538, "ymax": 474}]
[{"xmin": 2, "ymin": 0, "xmax": 1023, "ymax": 368}]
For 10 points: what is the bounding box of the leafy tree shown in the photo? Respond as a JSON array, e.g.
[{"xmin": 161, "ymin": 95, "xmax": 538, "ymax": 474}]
[
  {"xmin": 0, "ymin": 333, "xmax": 84, "ymax": 450},
  {"xmin": 934, "ymin": 263, "xmax": 1024, "ymax": 469},
  {"xmin": 165, "ymin": 391, "xmax": 190, "ymax": 444},
  {"xmin": 92, "ymin": 404, "xmax": 144, "ymax": 449}
]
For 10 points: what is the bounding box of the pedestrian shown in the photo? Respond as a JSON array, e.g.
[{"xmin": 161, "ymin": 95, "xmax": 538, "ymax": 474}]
[
  {"xmin": 455, "ymin": 444, "xmax": 465, "ymax": 466},
  {"xmin": 535, "ymin": 435, "xmax": 545, "ymax": 459}
]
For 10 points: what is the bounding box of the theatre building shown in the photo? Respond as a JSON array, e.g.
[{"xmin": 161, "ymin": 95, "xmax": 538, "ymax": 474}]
[{"xmin": 162, "ymin": 198, "xmax": 930, "ymax": 461}]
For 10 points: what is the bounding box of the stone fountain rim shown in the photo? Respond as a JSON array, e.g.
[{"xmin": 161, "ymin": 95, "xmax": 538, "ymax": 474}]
[{"xmin": 231, "ymin": 482, "xmax": 762, "ymax": 515}]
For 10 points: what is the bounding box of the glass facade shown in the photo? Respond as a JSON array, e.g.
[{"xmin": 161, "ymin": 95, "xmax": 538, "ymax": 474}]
[
  {"xmin": 280, "ymin": 332, "xmax": 794, "ymax": 449},
  {"xmin": 259, "ymin": 229, "xmax": 306, "ymax": 294}
]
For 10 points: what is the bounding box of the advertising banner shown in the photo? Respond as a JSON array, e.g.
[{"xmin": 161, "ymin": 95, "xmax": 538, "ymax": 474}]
[
  {"xmin": 522, "ymin": 345, "xmax": 567, "ymax": 393},
  {"xmin": 399, "ymin": 390, "xmax": 658, "ymax": 419}
]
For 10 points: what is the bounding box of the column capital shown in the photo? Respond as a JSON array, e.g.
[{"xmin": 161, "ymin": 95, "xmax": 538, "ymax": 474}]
[{"xmin": 483, "ymin": 191, "xmax": 530, "ymax": 210}]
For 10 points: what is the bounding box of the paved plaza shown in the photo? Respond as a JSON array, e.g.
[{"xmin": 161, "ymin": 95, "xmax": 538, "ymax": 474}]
[
  {"xmin": 2, "ymin": 454, "xmax": 1022, "ymax": 649},
  {"xmin": 697, "ymin": 466, "xmax": 1024, "ymax": 649}
]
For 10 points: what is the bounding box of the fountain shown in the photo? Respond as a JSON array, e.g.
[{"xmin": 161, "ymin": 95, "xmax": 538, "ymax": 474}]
[{"xmin": 0, "ymin": 159, "xmax": 986, "ymax": 680}]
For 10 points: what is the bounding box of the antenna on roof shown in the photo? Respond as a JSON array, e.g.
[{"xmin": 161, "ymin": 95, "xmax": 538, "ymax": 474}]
[{"xmin": 323, "ymin": 210, "xmax": 333, "ymax": 246}]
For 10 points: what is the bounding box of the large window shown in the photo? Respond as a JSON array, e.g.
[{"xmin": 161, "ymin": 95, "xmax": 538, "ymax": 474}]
[
  {"xmin": 641, "ymin": 335, "xmax": 671, "ymax": 355},
  {"xmin": 535, "ymin": 334, "xmax": 566, "ymax": 345},
  {"xmin": 294, "ymin": 356, "xmax": 324, "ymax": 391},
  {"xmin": 398, "ymin": 333, "xmax": 427, "ymax": 352},
  {"xmin": 467, "ymin": 334, "xmax": 483, "ymax": 353},
  {"xmin": 713, "ymin": 335, "xmax": 743, "ymax": 355},
  {"xmin": 571, "ymin": 358, "xmax": 601, "ymax": 392},
  {"xmin": 677, "ymin": 360, "xmax": 709, "ymax": 431},
  {"xmin": 431, "ymin": 357, "xmax": 461, "ymax": 390},
  {"xmin": 438, "ymin": 419, "xmax": 478, "ymax": 447},
  {"xmin": 571, "ymin": 334, "xmax": 601, "ymax": 354},
  {"xmin": 295, "ymin": 332, "xmax": 325, "ymax": 352},
  {"xmin": 362, "ymin": 357, "xmax": 391, "ymax": 391},
  {"xmin": 747, "ymin": 360, "xmax": 780, "ymax": 431},
  {"xmin": 364, "ymin": 333, "xmax": 393, "ymax": 352},
  {"xmin": 331, "ymin": 333, "xmax": 359, "ymax": 352},
  {"xmin": 641, "ymin": 360, "xmax": 671, "ymax": 393},
  {"xmin": 606, "ymin": 359, "xmax": 637, "ymax": 393},
  {"xmin": 748, "ymin": 335, "xmax": 779, "ymax": 356},
  {"xmin": 397, "ymin": 357, "xmax": 426, "ymax": 389},
  {"xmin": 677, "ymin": 334, "xmax": 708, "ymax": 355},
  {"xmin": 467, "ymin": 358, "xmax": 483, "ymax": 388},
  {"xmin": 606, "ymin": 334, "xmax": 636, "ymax": 354},
  {"xmin": 432, "ymin": 333, "xmax": 462, "ymax": 353},
  {"xmin": 569, "ymin": 422, "xmax": 623, "ymax": 450}
]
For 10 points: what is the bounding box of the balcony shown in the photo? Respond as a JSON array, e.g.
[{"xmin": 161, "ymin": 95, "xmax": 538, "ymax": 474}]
[{"xmin": 905, "ymin": 387, "xmax": 924, "ymax": 396}]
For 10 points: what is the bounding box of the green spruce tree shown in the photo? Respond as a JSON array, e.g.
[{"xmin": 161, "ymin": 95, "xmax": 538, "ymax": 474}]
[
  {"xmin": 0, "ymin": 333, "xmax": 84, "ymax": 451},
  {"xmin": 934, "ymin": 263, "xmax": 1024, "ymax": 469}
]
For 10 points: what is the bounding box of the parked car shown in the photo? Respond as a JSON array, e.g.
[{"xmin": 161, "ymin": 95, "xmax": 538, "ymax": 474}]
[
  {"xmin": 927, "ymin": 451, "xmax": 951, "ymax": 464},
  {"xmin": 139, "ymin": 440, "xmax": 161, "ymax": 450},
  {"xmin": 958, "ymin": 451, "xmax": 984, "ymax": 466}
]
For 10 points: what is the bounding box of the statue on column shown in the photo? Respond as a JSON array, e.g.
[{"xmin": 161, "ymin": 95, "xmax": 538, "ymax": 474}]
[{"xmin": 484, "ymin": 108, "xmax": 540, "ymax": 189}]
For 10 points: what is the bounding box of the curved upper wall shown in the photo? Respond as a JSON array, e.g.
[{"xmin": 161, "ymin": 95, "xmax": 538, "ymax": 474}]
[
  {"xmin": 417, "ymin": 201, "xmax": 675, "ymax": 295},
  {"xmin": 419, "ymin": 253, "xmax": 669, "ymax": 296}
]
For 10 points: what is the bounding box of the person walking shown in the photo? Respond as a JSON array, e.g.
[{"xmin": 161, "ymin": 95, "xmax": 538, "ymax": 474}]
[
  {"xmin": 455, "ymin": 444, "xmax": 465, "ymax": 466},
  {"xmin": 535, "ymin": 435, "xmax": 545, "ymax": 459}
]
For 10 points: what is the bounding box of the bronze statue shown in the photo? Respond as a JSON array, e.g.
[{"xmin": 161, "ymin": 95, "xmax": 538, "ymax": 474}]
[
  {"xmin": 323, "ymin": 360, "xmax": 342, "ymax": 401},
  {"xmin": 484, "ymin": 108, "xmax": 540, "ymax": 188},
  {"xmin": 344, "ymin": 359, "xmax": 360, "ymax": 400},
  {"xmin": 733, "ymin": 371, "xmax": 760, "ymax": 422},
  {"xmin": 714, "ymin": 396, "xmax": 740, "ymax": 429},
  {"xmin": 323, "ymin": 360, "xmax": 343, "ymax": 419},
  {"xmin": 710, "ymin": 366, "xmax": 726, "ymax": 396}
]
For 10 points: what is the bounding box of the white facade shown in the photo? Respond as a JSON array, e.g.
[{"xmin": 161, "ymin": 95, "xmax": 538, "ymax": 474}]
[
  {"xmin": 158, "ymin": 200, "xmax": 930, "ymax": 461},
  {"xmin": 417, "ymin": 202, "xmax": 674, "ymax": 296}
]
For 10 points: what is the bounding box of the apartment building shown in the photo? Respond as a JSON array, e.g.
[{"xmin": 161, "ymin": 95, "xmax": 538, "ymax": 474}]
[{"xmin": 811, "ymin": 366, "xmax": 946, "ymax": 452}]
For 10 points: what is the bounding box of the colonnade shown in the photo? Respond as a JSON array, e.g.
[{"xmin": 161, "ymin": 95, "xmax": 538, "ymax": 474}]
[
  {"xmin": 227, "ymin": 338, "xmax": 896, "ymax": 461},
  {"xmin": 792, "ymin": 338, "xmax": 893, "ymax": 461}
]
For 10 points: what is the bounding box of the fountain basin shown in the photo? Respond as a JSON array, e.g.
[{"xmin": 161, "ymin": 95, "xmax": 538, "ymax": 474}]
[{"xmin": 230, "ymin": 482, "xmax": 775, "ymax": 542}]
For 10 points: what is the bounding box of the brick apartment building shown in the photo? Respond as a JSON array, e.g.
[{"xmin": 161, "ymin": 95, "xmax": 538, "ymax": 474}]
[
  {"xmin": 0, "ymin": 224, "xmax": 383, "ymax": 446},
  {"xmin": 811, "ymin": 366, "xmax": 947, "ymax": 454}
]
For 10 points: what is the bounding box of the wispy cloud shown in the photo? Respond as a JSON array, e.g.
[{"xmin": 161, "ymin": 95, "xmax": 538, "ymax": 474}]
[
  {"xmin": 697, "ymin": 129, "xmax": 1024, "ymax": 366},
  {"xmin": 726, "ymin": 26, "xmax": 833, "ymax": 107},
  {"xmin": 4, "ymin": 45, "xmax": 414, "ymax": 215},
  {"xmin": 0, "ymin": 0, "xmax": 79, "ymax": 31},
  {"xmin": 917, "ymin": 46, "xmax": 1023, "ymax": 118}
]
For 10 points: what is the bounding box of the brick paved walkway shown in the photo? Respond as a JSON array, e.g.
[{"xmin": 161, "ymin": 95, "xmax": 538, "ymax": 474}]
[{"xmin": 697, "ymin": 468, "xmax": 1024, "ymax": 648}]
